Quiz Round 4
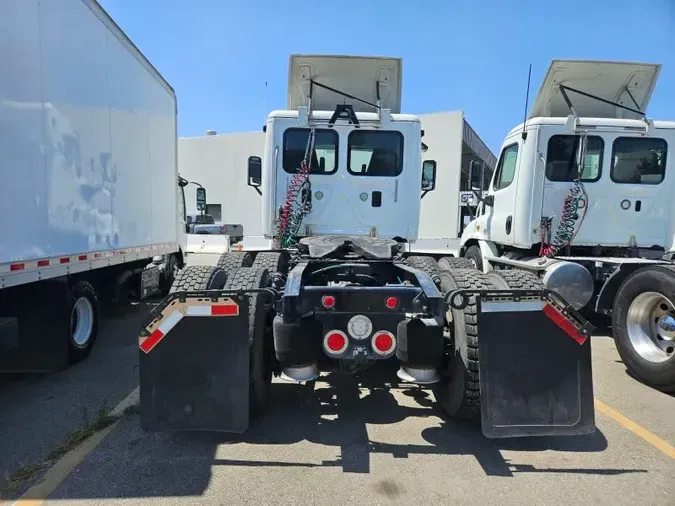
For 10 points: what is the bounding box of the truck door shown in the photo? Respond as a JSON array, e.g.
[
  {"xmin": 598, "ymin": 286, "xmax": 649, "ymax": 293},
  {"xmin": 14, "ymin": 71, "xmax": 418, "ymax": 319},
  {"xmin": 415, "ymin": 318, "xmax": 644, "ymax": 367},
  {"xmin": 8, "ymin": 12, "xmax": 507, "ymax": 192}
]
[
  {"xmin": 540, "ymin": 133, "xmax": 669, "ymax": 248},
  {"xmin": 276, "ymin": 127, "xmax": 409, "ymax": 238},
  {"xmin": 483, "ymin": 142, "xmax": 520, "ymax": 245}
]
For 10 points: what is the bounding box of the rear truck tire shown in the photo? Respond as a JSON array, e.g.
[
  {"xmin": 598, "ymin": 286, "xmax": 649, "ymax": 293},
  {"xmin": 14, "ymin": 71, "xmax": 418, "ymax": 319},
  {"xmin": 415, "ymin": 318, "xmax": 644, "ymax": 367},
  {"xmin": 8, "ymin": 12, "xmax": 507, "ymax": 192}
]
[
  {"xmin": 437, "ymin": 256, "xmax": 475, "ymax": 271},
  {"xmin": 463, "ymin": 245, "xmax": 483, "ymax": 272},
  {"xmin": 405, "ymin": 255, "xmax": 440, "ymax": 276},
  {"xmin": 433, "ymin": 268, "xmax": 493, "ymax": 421},
  {"xmin": 169, "ymin": 265, "xmax": 228, "ymax": 293},
  {"xmin": 160, "ymin": 253, "xmax": 179, "ymax": 294},
  {"xmin": 612, "ymin": 265, "xmax": 675, "ymax": 392},
  {"xmin": 251, "ymin": 251, "xmax": 290, "ymax": 275},
  {"xmin": 486, "ymin": 269, "xmax": 544, "ymax": 291},
  {"xmin": 216, "ymin": 251, "xmax": 254, "ymax": 274},
  {"xmin": 224, "ymin": 267, "xmax": 274, "ymax": 417},
  {"xmin": 67, "ymin": 280, "xmax": 100, "ymax": 364}
]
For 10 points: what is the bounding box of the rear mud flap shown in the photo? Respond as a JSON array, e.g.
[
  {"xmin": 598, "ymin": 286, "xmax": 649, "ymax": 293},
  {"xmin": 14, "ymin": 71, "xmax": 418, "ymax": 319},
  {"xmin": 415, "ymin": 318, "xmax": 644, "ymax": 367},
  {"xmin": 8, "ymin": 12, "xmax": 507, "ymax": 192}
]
[
  {"xmin": 139, "ymin": 291, "xmax": 251, "ymax": 433},
  {"xmin": 448, "ymin": 289, "xmax": 596, "ymax": 438}
]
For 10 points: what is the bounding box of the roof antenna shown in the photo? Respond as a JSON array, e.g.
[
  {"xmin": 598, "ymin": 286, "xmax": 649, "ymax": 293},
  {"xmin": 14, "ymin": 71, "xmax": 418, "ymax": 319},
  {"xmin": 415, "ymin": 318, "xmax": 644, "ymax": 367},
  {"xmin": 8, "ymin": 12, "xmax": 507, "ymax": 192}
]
[{"xmin": 521, "ymin": 64, "xmax": 532, "ymax": 141}]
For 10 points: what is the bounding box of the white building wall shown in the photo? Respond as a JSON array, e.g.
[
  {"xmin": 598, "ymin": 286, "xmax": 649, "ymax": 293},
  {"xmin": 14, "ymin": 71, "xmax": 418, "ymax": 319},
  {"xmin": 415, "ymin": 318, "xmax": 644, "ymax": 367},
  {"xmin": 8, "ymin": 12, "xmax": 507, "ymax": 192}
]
[
  {"xmin": 414, "ymin": 111, "xmax": 464, "ymax": 253},
  {"xmin": 178, "ymin": 130, "xmax": 267, "ymax": 248}
]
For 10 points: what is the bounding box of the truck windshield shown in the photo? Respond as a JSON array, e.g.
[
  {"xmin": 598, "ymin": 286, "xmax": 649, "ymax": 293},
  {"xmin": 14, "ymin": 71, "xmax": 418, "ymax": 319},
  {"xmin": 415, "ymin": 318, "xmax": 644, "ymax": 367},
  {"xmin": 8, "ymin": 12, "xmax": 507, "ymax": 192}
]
[
  {"xmin": 283, "ymin": 128, "xmax": 338, "ymax": 174},
  {"xmin": 348, "ymin": 130, "xmax": 403, "ymax": 176}
]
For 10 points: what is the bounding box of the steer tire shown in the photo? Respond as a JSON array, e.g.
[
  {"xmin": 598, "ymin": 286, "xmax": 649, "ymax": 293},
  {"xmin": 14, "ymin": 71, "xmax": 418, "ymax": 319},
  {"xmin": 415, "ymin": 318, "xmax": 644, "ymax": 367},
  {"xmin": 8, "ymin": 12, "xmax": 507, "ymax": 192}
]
[
  {"xmin": 216, "ymin": 251, "xmax": 254, "ymax": 274},
  {"xmin": 405, "ymin": 255, "xmax": 440, "ymax": 276},
  {"xmin": 433, "ymin": 268, "xmax": 494, "ymax": 421},
  {"xmin": 463, "ymin": 245, "xmax": 484, "ymax": 272},
  {"xmin": 251, "ymin": 251, "xmax": 290, "ymax": 275},
  {"xmin": 438, "ymin": 256, "xmax": 475, "ymax": 272},
  {"xmin": 169, "ymin": 265, "xmax": 228, "ymax": 293},
  {"xmin": 612, "ymin": 265, "xmax": 675, "ymax": 393},
  {"xmin": 224, "ymin": 267, "xmax": 274, "ymax": 417}
]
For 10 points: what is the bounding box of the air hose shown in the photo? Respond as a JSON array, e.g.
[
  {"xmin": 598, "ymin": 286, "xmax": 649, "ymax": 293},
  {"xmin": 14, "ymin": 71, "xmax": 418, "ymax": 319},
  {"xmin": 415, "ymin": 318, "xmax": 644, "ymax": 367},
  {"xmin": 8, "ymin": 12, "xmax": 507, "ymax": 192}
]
[
  {"xmin": 275, "ymin": 128, "xmax": 315, "ymax": 249},
  {"xmin": 539, "ymin": 178, "xmax": 588, "ymax": 257}
]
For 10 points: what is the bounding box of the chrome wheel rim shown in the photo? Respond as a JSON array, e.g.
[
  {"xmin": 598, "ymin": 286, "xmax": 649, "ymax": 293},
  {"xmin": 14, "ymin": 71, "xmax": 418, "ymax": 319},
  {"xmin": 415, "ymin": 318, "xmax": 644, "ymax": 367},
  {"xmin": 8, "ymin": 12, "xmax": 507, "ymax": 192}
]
[
  {"xmin": 626, "ymin": 291, "xmax": 675, "ymax": 363},
  {"xmin": 71, "ymin": 297, "xmax": 94, "ymax": 347}
]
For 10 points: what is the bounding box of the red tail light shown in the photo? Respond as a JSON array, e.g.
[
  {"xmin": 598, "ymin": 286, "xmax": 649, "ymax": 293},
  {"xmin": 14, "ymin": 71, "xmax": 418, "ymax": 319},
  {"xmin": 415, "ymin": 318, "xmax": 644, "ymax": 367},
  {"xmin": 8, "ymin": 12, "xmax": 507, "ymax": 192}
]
[
  {"xmin": 385, "ymin": 296, "xmax": 399, "ymax": 309},
  {"xmin": 321, "ymin": 295, "xmax": 336, "ymax": 309},
  {"xmin": 371, "ymin": 331, "xmax": 396, "ymax": 355},
  {"xmin": 324, "ymin": 330, "xmax": 348, "ymax": 355}
]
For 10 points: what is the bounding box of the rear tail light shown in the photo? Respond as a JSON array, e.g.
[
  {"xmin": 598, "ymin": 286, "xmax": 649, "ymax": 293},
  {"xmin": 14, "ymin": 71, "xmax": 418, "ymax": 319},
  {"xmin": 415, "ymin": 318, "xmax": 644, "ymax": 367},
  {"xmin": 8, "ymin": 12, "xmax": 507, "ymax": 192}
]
[
  {"xmin": 220, "ymin": 225, "xmax": 226, "ymax": 234},
  {"xmin": 384, "ymin": 296, "xmax": 399, "ymax": 309},
  {"xmin": 323, "ymin": 330, "xmax": 348, "ymax": 355},
  {"xmin": 371, "ymin": 331, "xmax": 396, "ymax": 355},
  {"xmin": 321, "ymin": 295, "xmax": 336, "ymax": 309}
]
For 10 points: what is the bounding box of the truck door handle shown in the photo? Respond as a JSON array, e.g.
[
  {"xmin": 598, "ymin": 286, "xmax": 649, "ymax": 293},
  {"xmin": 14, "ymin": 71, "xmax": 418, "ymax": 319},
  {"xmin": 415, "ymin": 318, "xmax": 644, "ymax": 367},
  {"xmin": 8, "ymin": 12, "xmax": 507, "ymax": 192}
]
[
  {"xmin": 372, "ymin": 191, "xmax": 382, "ymax": 207},
  {"xmin": 635, "ymin": 200, "xmax": 642, "ymax": 212},
  {"xmin": 505, "ymin": 216, "xmax": 512, "ymax": 235}
]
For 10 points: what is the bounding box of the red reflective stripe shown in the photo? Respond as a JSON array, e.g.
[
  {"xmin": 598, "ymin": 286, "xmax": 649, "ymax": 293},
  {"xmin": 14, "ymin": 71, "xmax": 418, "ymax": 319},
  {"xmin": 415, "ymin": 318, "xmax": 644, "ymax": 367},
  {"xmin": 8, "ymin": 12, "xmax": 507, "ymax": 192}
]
[
  {"xmin": 140, "ymin": 328, "xmax": 164, "ymax": 353},
  {"xmin": 211, "ymin": 303, "xmax": 238, "ymax": 315},
  {"xmin": 59, "ymin": 257, "xmax": 70, "ymax": 264},
  {"xmin": 78, "ymin": 255, "xmax": 87, "ymax": 261},
  {"xmin": 543, "ymin": 303, "xmax": 587, "ymax": 345},
  {"xmin": 10, "ymin": 263, "xmax": 25, "ymax": 271},
  {"xmin": 37, "ymin": 260, "xmax": 49, "ymax": 267}
]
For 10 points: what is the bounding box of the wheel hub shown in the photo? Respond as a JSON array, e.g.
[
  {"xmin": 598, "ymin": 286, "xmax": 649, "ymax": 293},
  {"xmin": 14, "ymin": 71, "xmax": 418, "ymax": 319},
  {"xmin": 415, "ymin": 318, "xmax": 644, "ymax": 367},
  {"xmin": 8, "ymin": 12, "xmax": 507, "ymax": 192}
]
[
  {"xmin": 626, "ymin": 291, "xmax": 675, "ymax": 363},
  {"xmin": 71, "ymin": 297, "xmax": 94, "ymax": 347},
  {"xmin": 656, "ymin": 314, "xmax": 675, "ymax": 341}
]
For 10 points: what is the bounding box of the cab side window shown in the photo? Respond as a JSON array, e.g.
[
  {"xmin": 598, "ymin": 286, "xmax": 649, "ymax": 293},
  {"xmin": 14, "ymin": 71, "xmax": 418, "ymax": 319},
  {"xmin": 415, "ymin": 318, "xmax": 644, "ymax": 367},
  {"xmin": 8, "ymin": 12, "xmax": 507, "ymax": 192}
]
[{"xmin": 492, "ymin": 143, "xmax": 519, "ymax": 191}]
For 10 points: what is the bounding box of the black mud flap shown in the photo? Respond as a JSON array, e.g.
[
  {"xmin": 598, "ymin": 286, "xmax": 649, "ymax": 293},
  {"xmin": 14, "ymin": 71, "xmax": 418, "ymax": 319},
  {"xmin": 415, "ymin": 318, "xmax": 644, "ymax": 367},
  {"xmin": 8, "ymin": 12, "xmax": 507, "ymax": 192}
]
[
  {"xmin": 448, "ymin": 289, "xmax": 596, "ymax": 439},
  {"xmin": 139, "ymin": 291, "xmax": 251, "ymax": 433}
]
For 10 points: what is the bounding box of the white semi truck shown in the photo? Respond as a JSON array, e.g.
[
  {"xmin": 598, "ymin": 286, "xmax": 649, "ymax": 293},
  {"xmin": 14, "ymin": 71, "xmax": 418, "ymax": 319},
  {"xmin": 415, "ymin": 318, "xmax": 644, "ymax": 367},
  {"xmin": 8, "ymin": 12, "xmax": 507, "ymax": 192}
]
[
  {"xmin": 0, "ymin": 0, "xmax": 187, "ymax": 372},
  {"xmin": 139, "ymin": 54, "xmax": 596, "ymax": 440},
  {"xmin": 458, "ymin": 59, "xmax": 675, "ymax": 392}
]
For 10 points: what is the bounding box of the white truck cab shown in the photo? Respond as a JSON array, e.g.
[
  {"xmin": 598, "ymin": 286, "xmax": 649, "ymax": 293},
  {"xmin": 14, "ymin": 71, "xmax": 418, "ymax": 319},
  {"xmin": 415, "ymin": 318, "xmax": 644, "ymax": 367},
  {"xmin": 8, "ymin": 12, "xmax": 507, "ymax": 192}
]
[
  {"xmin": 247, "ymin": 55, "xmax": 435, "ymax": 245},
  {"xmin": 460, "ymin": 59, "xmax": 675, "ymax": 392}
]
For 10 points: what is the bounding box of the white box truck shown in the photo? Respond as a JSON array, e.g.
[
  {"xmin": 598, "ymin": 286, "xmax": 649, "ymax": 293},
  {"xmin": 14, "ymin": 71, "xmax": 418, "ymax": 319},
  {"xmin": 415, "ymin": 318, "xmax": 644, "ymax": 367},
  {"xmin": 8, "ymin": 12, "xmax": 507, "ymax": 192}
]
[{"xmin": 0, "ymin": 0, "xmax": 187, "ymax": 372}]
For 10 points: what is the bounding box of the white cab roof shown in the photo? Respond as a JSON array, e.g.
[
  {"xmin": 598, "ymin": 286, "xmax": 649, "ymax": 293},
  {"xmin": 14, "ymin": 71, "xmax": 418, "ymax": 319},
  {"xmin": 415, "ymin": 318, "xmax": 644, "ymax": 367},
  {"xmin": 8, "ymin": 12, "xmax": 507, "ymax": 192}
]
[
  {"xmin": 287, "ymin": 54, "xmax": 402, "ymax": 113},
  {"xmin": 529, "ymin": 59, "xmax": 661, "ymax": 120}
]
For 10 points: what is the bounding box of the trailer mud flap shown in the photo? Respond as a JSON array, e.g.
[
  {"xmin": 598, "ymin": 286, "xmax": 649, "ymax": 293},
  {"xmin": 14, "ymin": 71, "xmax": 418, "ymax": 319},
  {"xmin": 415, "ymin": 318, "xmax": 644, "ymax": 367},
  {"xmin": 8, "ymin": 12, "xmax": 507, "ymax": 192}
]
[
  {"xmin": 448, "ymin": 289, "xmax": 596, "ymax": 438},
  {"xmin": 139, "ymin": 291, "xmax": 251, "ymax": 433}
]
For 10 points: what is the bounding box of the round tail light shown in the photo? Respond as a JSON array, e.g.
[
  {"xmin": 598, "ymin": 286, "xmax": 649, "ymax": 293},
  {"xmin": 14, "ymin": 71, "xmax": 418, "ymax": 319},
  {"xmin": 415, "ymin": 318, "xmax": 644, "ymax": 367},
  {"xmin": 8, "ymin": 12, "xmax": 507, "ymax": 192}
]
[
  {"xmin": 324, "ymin": 330, "xmax": 348, "ymax": 355},
  {"xmin": 321, "ymin": 295, "xmax": 336, "ymax": 309},
  {"xmin": 385, "ymin": 296, "xmax": 399, "ymax": 309},
  {"xmin": 371, "ymin": 331, "xmax": 396, "ymax": 355}
]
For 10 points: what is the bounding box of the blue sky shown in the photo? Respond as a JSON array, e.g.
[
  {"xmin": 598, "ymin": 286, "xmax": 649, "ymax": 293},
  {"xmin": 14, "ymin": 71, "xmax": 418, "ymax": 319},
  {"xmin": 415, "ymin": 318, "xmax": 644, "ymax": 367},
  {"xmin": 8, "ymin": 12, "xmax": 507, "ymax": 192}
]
[{"xmin": 99, "ymin": 0, "xmax": 675, "ymax": 153}]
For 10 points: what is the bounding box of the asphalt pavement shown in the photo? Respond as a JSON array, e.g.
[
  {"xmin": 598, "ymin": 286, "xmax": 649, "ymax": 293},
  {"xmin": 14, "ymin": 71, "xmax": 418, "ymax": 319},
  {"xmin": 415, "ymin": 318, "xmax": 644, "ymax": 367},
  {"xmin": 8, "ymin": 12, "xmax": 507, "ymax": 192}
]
[{"xmin": 1, "ymin": 304, "xmax": 674, "ymax": 505}]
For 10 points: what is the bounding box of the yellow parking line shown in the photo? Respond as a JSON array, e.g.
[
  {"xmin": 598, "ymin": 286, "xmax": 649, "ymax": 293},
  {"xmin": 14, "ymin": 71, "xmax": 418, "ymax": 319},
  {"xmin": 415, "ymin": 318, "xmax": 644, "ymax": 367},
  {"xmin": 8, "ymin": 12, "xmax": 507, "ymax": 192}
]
[
  {"xmin": 12, "ymin": 422, "xmax": 118, "ymax": 506},
  {"xmin": 595, "ymin": 398, "xmax": 675, "ymax": 459},
  {"xmin": 11, "ymin": 387, "xmax": 139, "ymax": 506}
]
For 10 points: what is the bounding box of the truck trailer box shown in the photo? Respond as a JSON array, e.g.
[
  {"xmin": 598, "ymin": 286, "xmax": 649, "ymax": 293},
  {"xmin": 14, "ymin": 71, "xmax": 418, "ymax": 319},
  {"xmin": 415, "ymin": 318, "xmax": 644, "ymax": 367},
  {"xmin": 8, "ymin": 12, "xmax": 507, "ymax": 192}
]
[{"xmin": 0, "ymin": 0, "xmax": 186, "ymax": 371}]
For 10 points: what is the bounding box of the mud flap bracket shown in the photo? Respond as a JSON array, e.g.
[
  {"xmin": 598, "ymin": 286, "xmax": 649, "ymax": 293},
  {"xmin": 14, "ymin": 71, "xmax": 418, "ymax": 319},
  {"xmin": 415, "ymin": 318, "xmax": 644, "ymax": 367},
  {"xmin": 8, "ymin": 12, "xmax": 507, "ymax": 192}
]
[
  {"xmin": 139, "ymin": 290, "xmax": 252, "ymax": 433},
  {"xmin": 448, "ymin": 289, "xmax": 596, "ymax": 438}
]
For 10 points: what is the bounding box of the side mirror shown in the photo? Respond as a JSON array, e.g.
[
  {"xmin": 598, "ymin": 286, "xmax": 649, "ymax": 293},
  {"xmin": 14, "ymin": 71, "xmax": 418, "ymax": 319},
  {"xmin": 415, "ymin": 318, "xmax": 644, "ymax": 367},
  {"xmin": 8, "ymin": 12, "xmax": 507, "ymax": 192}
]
[
  {"xmin": 471, "ymin": 186, "xmax": 494, "ymax": 207},
  {"xmin": 248, "ymin": 156, "xmax": 262, "ymax": 187},
  {"xmin": 421, "ymin": 160, "xmax": 437, "ymax": 192},
  {"xmin": 196, "ymin": 187, "xmax": 206, "ymax": 211}
]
